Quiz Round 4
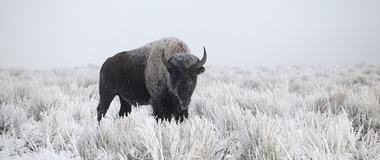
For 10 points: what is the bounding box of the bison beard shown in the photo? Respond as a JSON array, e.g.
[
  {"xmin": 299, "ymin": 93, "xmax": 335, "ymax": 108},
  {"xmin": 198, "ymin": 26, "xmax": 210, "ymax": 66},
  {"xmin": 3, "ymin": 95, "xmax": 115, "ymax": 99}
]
[{"xmin": 97, "ymin": 37, "xmax": 206, "ymax": 122}]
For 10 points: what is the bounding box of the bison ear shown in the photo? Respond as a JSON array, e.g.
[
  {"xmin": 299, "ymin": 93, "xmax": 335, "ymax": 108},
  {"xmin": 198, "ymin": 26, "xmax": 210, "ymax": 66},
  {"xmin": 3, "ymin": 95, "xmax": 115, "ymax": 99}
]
[{"xmin": 197, "ymin": 67, "xmax": 205, "ymax": 75}]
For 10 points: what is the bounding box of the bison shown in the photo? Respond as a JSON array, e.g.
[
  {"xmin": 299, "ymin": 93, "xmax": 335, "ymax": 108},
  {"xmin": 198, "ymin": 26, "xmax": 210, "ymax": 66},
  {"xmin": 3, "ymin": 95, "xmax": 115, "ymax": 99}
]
[{"xmin": 97, "ymin": 37, "xmax": 206, "ymax": 122}]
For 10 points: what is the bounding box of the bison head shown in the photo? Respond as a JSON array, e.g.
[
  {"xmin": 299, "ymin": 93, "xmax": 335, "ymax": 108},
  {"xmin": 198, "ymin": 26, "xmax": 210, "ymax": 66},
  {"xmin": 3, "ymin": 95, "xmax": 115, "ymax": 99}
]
[{"xmin": 162, "ymin": 47, "xmax": 207, "ymax": 110}]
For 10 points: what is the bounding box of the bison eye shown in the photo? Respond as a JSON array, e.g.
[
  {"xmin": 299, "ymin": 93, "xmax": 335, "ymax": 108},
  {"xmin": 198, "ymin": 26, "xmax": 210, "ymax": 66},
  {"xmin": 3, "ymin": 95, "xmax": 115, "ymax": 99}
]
[
  {"xmin": 166, "ymin": 68, "xmax": 172, "ymax": 73},
  {"xmin": 167, "ymin": 67, "xmax": 177, "ymax": 74},
  {"xmin": 168, "ymin": 69, "xmax": 180, "ymax": 80}
]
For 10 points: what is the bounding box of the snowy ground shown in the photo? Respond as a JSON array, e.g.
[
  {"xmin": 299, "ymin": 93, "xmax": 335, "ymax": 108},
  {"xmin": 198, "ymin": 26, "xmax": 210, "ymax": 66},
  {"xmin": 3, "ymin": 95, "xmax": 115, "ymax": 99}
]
[{"xmin": 0, "ymin": 64, "xmax": 379, "ymax": 159}]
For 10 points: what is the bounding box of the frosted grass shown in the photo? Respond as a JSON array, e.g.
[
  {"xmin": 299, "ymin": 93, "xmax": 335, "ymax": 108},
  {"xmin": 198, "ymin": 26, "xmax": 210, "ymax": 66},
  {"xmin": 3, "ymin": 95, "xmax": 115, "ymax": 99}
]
[{"xmin": 0, "ymin": 64, "xmax": 379, "ymax": 159}]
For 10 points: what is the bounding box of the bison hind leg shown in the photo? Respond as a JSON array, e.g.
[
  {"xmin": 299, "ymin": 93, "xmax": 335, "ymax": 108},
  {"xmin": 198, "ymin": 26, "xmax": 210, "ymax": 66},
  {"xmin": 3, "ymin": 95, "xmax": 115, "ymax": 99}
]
[
  {"xmin": 119, "ymin": 96, "xmax": 132, "ymax": 118},
  {"xmin": 97, "ymin": 94, "xmax": 115, "ymax": 122}
]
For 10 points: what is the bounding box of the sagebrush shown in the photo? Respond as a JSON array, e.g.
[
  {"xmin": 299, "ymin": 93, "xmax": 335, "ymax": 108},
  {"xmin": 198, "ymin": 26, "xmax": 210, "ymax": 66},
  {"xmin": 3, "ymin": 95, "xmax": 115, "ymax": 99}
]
[{"xmin": 0, "ymin": 64, "xmax": 379, "ymax": 159}]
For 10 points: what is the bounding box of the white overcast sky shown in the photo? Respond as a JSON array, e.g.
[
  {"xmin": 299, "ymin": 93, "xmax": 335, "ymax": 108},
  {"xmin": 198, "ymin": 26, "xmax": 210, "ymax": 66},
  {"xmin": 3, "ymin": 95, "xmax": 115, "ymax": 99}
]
[{"xmin": 1, "ymin": 0, "xmax": 379, "ymax": 69}]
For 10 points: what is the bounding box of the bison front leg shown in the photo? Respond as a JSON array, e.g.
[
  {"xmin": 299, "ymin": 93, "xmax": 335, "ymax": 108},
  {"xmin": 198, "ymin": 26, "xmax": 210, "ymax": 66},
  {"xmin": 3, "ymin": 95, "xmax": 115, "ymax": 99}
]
[
  {"xmin": 152, "ymin": 101, "xmax": 172, "ymax": 122},
  {"xmin": 175, "ymin": 110, "xmax": 188, "ymax": 123},
  {"xmin": 154, "ymin": 109, "xmax": 172, "ymax": 122}
]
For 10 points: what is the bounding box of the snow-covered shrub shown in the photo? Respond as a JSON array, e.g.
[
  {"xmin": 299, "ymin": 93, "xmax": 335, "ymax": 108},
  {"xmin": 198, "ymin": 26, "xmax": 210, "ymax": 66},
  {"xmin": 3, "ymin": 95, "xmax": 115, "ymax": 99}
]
[
  {"xmin": 0, "ymin": 64, "xmax": 379, "ymax": 159},
  {"xmin": 0, "ymin": 104, "xmax": 28, "ymax": 132}
]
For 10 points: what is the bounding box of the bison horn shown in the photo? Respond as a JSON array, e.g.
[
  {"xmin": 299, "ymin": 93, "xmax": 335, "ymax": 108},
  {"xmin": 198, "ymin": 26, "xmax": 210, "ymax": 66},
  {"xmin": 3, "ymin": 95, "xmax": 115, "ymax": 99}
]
[
  {"xmin": 196, "ymin": 47, "xmax": 207, "ymax": 68},
  {"xmin": 161, "ymin": 49, "xmax": 172, "ymax": 69}
]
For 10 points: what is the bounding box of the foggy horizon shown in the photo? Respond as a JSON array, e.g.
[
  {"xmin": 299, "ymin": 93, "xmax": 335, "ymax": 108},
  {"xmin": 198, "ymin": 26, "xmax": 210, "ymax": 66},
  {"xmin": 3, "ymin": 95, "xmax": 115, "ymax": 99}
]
[{"xmin": 1, "ymin": 1, "xmax": 379, "ymax": 69}]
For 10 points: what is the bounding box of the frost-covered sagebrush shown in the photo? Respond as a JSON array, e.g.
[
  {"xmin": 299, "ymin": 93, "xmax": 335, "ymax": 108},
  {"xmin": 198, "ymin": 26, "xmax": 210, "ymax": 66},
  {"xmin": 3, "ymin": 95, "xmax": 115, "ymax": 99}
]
[{"xmin": 0, "ymin": 63, "xmax": 379, "ymax": 159}]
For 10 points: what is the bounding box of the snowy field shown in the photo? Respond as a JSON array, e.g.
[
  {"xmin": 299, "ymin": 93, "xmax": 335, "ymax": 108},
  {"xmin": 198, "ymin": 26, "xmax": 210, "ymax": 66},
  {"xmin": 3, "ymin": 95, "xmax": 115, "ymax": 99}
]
[{"xmin": 0, "ymin": 64, "xmax": 379, "ymax": 159}]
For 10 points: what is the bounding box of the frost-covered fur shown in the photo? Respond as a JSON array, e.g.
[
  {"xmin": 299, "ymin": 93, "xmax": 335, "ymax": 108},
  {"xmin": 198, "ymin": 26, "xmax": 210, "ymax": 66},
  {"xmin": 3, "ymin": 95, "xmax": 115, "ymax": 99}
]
[
  {"xmin": 145, "ymin": 37, "xmax": 192, "ymax": 97},
  {"xmin": 97, "ymin": 37, "xmax": 205, "ymax": 122}
]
